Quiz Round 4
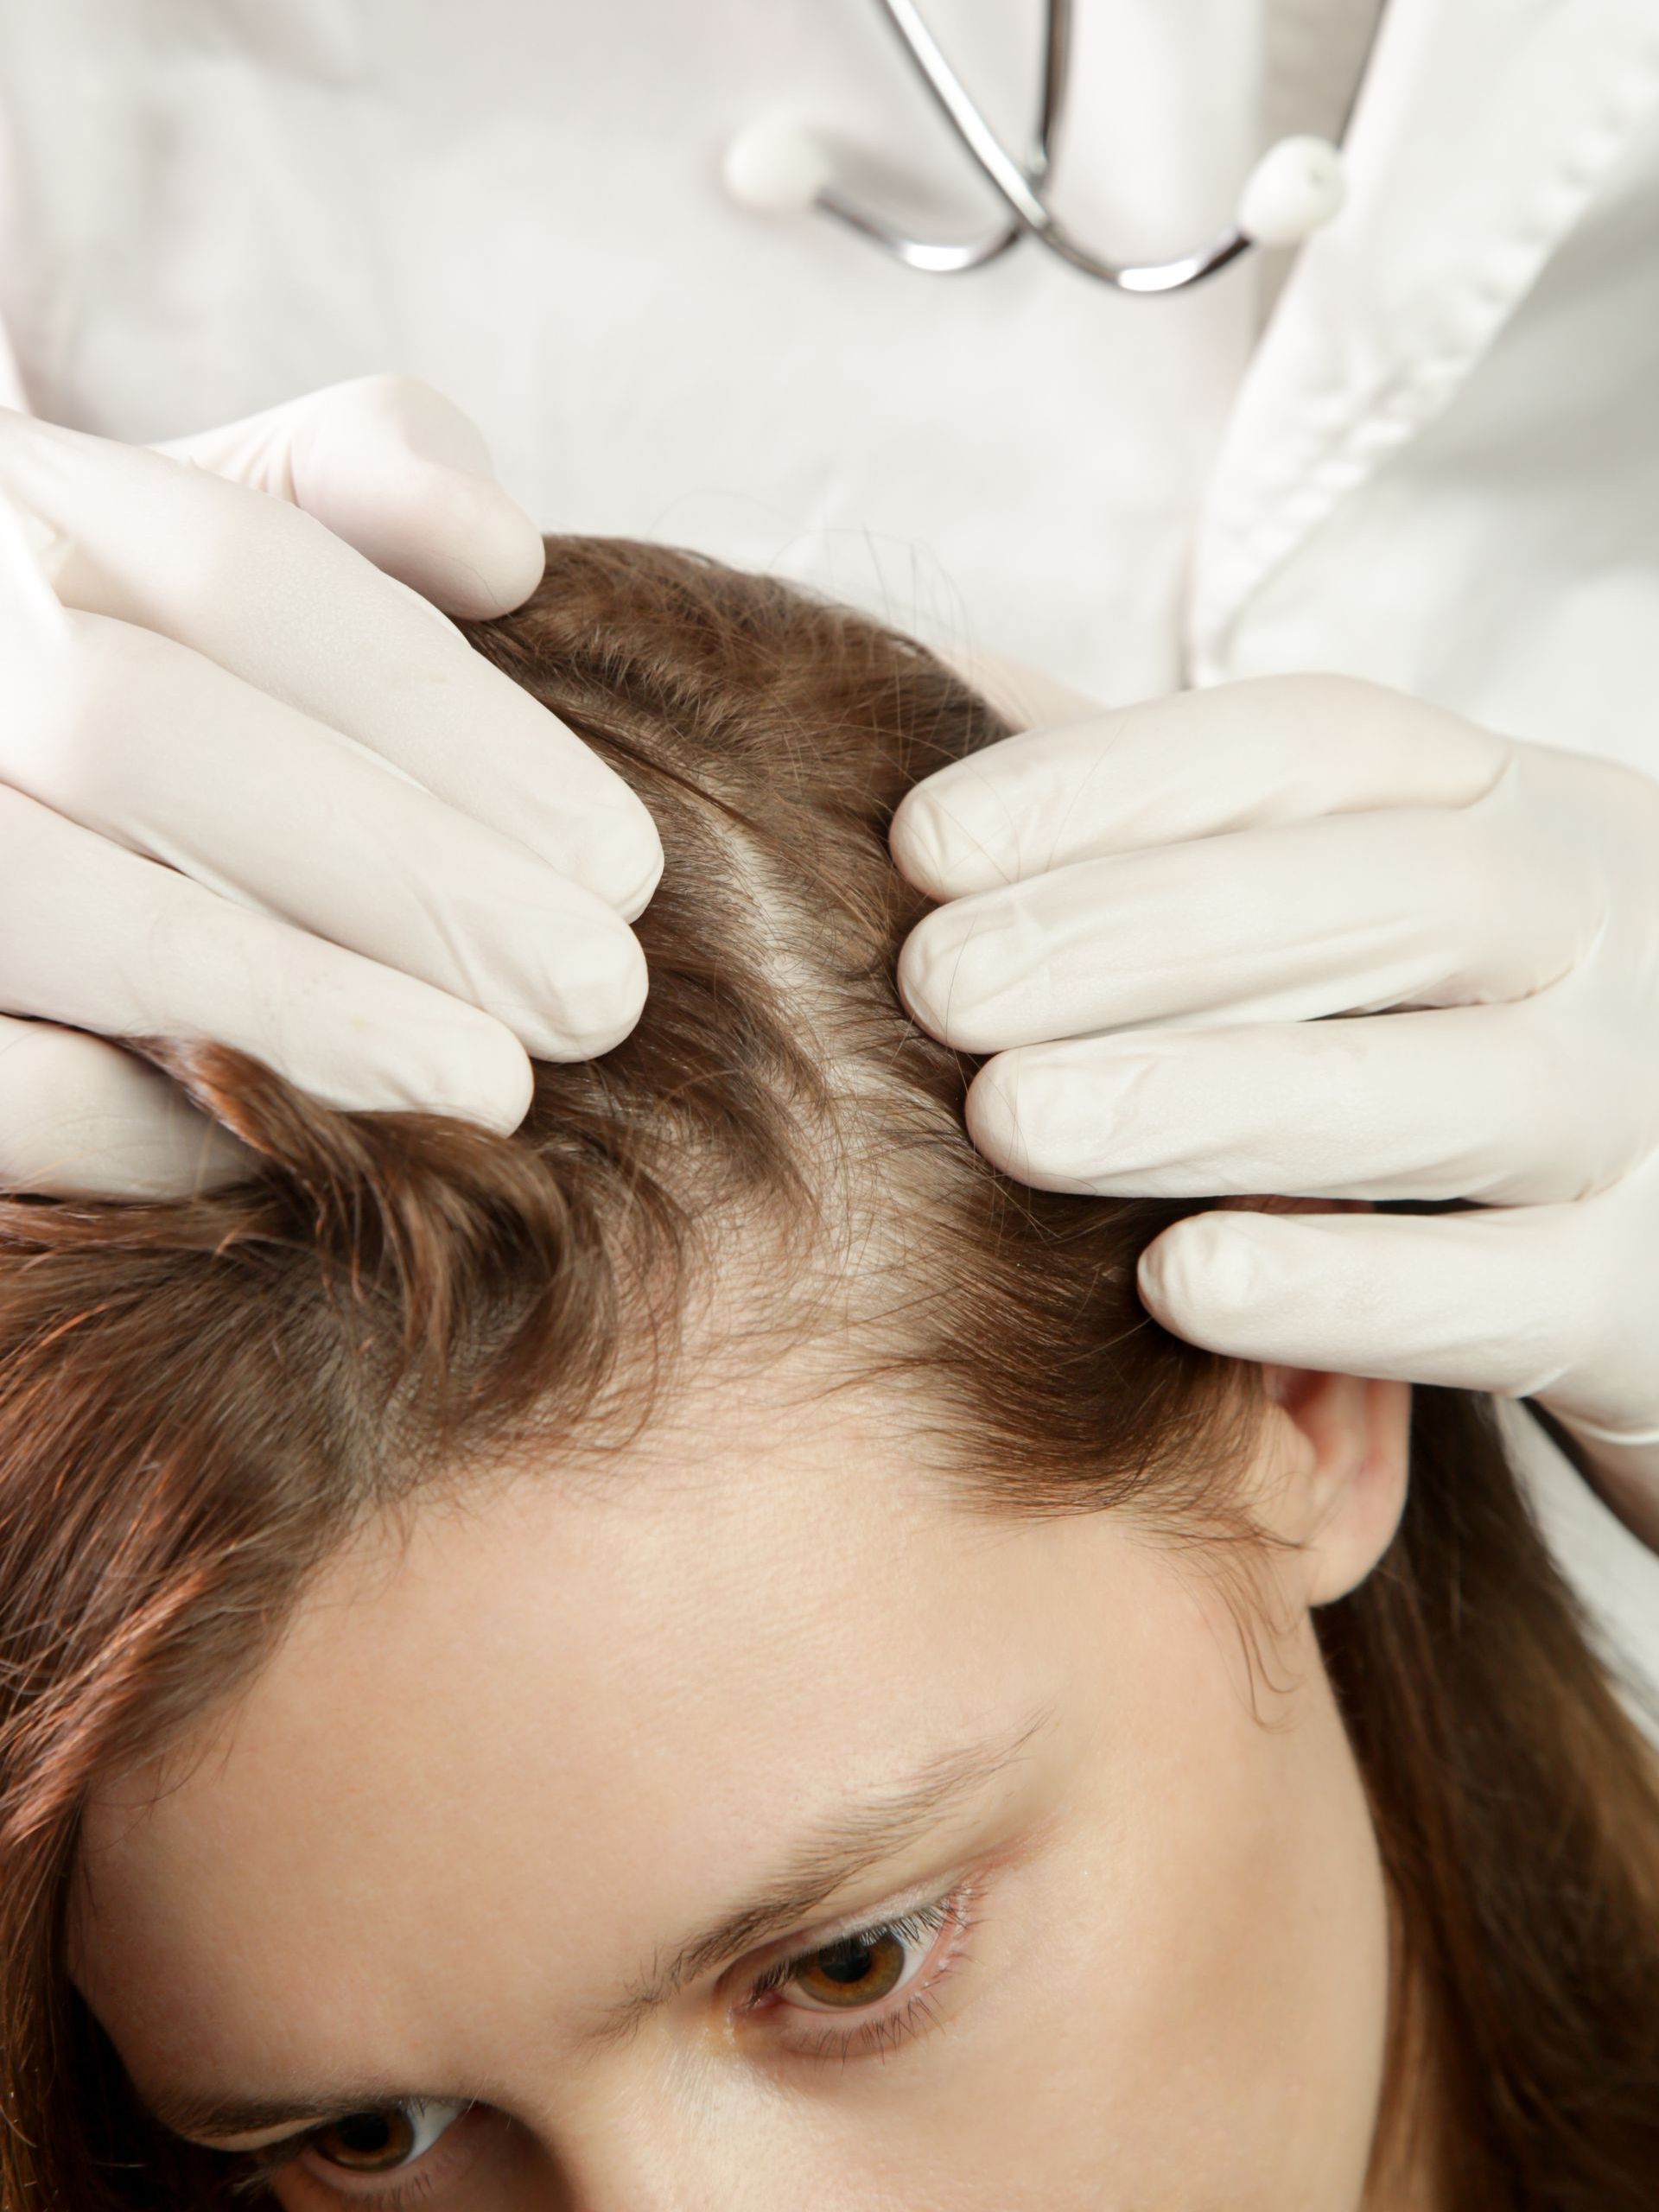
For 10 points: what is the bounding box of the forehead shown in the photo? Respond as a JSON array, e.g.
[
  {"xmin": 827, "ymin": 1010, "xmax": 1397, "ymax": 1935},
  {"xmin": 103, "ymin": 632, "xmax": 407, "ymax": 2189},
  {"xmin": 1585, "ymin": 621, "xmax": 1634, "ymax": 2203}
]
[{"xmin": 73, "ymin": 1385, "xmax": 1180, "ymax": 2091}]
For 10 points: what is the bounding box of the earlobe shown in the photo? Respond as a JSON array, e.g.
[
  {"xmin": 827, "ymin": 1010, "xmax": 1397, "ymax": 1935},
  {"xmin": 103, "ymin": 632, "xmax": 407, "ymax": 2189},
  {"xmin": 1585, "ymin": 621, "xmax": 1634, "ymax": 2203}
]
[{"xmin": 1262, "ymin": 1368, "xmax": 1413, "ymax": 1606}]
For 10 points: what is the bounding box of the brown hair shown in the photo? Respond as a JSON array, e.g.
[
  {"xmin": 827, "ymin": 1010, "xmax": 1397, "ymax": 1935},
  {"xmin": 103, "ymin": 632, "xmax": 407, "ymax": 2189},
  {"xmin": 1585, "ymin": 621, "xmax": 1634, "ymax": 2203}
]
[{"xmin": 0, "ymin": 539, "xmax": 1656, "ymax": 2209}]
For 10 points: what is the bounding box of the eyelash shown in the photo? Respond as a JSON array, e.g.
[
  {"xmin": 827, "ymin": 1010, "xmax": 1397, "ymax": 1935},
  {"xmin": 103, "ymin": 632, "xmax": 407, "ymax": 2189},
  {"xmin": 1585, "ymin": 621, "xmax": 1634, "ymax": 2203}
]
[
  {"xmin": 225, "ymin": 2139, "xmax": 454, "ymax": 2209},
  {"xmin": 739, "ymin": 1881, "xmax": 981, "ymax": 2063},
  {"xmin": 221, "ymin": 1883, "xmax": 981, "ymax": 2202}
]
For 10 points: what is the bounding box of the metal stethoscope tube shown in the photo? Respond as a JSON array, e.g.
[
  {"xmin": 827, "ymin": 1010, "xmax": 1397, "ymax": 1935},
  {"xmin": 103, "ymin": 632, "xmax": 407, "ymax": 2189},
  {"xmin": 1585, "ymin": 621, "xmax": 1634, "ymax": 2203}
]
[{"xmin": 724, "ymin": 0, "xmax": 1353, "ymax": 294}]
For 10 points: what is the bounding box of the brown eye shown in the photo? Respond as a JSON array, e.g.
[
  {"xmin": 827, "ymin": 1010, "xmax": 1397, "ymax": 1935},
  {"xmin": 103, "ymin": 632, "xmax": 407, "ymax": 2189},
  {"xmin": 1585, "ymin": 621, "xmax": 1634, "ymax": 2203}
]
[
  {"xmin": 790, "ymin": 1929, "xmax": 911, "ymax": 2010},
  {"xmin": 309, "ymin": 2100, "xmax": 466, "ymax": 2174},
  {"xmin": 313, "ymin": 2111, "xmax": 413, "ymax": 2173}
]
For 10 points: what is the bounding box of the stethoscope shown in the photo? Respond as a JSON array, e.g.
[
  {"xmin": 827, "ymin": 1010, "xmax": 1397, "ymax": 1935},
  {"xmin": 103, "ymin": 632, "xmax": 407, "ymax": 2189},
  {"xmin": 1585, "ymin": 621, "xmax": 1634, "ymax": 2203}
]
[{"xmin": 723, "ymin": 0, "xmax": 1351, "ymax": 292}]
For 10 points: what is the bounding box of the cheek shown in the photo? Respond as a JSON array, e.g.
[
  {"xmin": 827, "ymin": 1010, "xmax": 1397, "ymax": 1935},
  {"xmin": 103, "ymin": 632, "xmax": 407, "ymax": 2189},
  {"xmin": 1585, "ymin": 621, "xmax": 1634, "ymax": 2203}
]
[
  {"xmin": 923, "ymin": 1557, "xmax": 1390, "ymax": 2212},
  {"xmin": 1039, "ymin": 1592, "xmax": 1389, "ymax": 2208}
]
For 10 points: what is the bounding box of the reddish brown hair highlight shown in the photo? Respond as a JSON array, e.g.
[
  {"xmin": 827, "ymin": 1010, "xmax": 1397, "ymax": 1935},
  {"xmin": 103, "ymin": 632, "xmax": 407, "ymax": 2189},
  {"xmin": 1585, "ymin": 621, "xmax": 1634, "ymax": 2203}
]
[{"xmin": 0, "ymin": 539, "xmax": 1653, "ymax": 2208}]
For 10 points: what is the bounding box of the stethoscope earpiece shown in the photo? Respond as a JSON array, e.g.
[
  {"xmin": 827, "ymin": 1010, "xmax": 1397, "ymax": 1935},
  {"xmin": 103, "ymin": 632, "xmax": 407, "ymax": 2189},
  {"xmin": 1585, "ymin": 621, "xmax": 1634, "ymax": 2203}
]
[
  {"xmin": 1236, "ymin": 135, "xmax": 1346, "ymax": 248},
  {"xmin": 721, "ymin": 1, "xmax": 1354, "ymax": 292},
  {"xmin": 721, "ymin": 116, "xmax": 834, "ymax": 220}
]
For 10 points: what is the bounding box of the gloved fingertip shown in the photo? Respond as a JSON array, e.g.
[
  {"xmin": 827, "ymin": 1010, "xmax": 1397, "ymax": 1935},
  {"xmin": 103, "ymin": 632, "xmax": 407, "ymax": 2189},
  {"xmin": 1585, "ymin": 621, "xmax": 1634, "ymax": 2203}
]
[
  {"xmin": 888, "ymin": 787, "xmax": 956, "ymax": 900},
  {"xmin": 522, "ymin": 916, "xmax": 650, "ymax": 1065},
  {"xmin": 894, "ymin": 903, "xmax": 1011, "ymax": 1055},
  {"xmin": 288, "ymin": 373, "xmax": 548, "ymax": 615},
  {"xmin": 890, "ymin": 782, "xmax": 1010, "ymax": 902},
  {"xmin": 371, "ymin": 465, "xmax": 547, "ymax": 619},
  {"xmin": 437, "ymin": 1024, "xmax": 537, "ymax": 1134},
  {"xmin": 894, "ymin": 905, "xmax": 986, "ymax": 1044},
  {"xmin": 1137, "ymin": 1214, "xmax": 1269, "ymax": 1335},
  {"xmin": 340, "ymin": 1006, "xmax": 536, "ymax": 1135},
  {"xmin": 0, "ymin": 490, "xmax": 74, "ymax": 639},
  {"xmin": 587, "ymin": 792, "xmax": 665, "ymax": 924},
  {"xmin": 964, "ymin": 1054, "xmax": 1052, "ymax": 1191},
  {"xmin": 893, "ymin": 920, "xmax": 946, "ymax": 1039}
]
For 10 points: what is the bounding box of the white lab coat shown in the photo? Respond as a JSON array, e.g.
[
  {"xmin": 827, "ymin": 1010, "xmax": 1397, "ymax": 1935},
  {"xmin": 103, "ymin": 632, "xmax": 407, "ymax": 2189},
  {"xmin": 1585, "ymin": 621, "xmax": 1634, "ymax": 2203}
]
[{"xmin": 0, "ymin": 0, "xmax": 1653, "ymax": 1700}]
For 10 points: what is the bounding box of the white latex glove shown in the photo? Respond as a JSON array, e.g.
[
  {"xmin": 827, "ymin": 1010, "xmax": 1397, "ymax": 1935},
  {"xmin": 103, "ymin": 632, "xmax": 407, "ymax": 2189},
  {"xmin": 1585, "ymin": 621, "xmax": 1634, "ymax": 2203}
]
[
  {"xmin": 0, "ymin": 375, "xmax": 662, "ymax": 1198},
  {"xmin": 892, "ymin": 674, "xmax": 1659, "ymax": 1552}
]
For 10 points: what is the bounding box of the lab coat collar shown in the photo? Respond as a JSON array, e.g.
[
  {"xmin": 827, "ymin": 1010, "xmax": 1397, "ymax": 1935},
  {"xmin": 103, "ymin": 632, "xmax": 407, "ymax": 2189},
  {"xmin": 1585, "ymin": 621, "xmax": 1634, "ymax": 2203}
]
[{"xmin": 1185, "ymin": 0, "xmax": 1659, "ymax": 683}]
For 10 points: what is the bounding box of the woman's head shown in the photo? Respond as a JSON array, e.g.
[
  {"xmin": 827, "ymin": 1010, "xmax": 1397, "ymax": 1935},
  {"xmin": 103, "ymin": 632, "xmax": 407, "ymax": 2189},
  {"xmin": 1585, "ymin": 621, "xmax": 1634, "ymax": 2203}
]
[{"xmin": 2, "ymin": 542, "xmax": 1655, "ymax": 2210}]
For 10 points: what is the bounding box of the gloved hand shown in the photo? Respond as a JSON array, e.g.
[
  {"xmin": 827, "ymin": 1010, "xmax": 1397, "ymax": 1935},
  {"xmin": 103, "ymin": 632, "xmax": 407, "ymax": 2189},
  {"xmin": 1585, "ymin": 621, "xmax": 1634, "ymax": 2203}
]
[
  {"xmin": 0, "ymin": 374, "xmax": 662, "ymax": 1198},
  {"xmin": 892, "ymin": 674, "xmax": 1659, "ymax": 1552}
]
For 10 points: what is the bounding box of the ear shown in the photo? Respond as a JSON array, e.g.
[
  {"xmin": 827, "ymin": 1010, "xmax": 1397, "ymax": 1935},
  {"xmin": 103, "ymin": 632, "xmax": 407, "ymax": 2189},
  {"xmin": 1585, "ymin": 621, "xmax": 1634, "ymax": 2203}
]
[
  {"xmin": 1198, "ymin": 1195, "xmax": 1412, "ymax": 1605},
  {"xmin": 1256, "ymin": 1366, "xmax": 1414, "ymax": 1606}
]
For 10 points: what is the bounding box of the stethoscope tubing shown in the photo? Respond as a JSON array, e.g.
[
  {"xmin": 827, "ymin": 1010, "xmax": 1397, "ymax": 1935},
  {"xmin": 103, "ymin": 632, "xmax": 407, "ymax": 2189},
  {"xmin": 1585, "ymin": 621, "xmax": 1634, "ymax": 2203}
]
[{"xmin": 834, "ymin": 0, "xmax": 1251, "ymax": 292}]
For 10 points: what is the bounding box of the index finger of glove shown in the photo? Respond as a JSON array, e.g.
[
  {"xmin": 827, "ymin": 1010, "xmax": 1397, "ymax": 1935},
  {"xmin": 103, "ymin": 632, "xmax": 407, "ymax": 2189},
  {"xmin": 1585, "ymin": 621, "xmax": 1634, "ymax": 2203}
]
[
  {"xmin": 156, "ymin": 374, "xmax": 548, "ymax": 620},
  {"xmin": 892, "ymin": 675, "xmax": 1508, "ymax": 899},
  {"xmin": 896, "ymin": 780, "xmax": 1592, "ymax": 1053},
  {"xmin": 0, "ymin": 415, "xmax": 663, "ymax": 920}
]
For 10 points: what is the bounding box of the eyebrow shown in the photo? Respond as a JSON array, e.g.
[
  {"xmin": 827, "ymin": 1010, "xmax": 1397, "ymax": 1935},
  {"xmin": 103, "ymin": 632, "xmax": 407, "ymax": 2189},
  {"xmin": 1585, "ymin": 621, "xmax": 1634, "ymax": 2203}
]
[
  {"xmin": 149, "ymin": 1700, "xmax": 1057, "ymax": 2145},
  {"xmin": 584, "ymin": 1696, "xmax": 1058, "ymax": 2046}
]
